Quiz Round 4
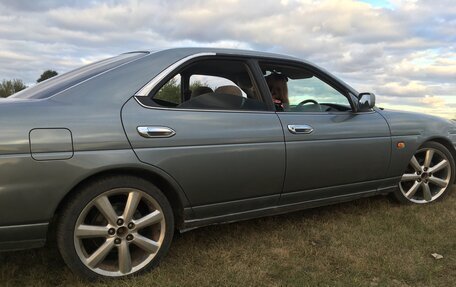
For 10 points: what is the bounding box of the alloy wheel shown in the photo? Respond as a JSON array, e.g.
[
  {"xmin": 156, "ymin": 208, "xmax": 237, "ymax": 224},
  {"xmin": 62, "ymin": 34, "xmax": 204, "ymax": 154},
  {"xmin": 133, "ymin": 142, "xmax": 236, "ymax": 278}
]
[
  {"xmin": 73, "ymin": 188, "xmax": 166, "ymax": 277},
  {"xmin": 399, "ymin": 147, "xmax": 452, "ymax": 203}
]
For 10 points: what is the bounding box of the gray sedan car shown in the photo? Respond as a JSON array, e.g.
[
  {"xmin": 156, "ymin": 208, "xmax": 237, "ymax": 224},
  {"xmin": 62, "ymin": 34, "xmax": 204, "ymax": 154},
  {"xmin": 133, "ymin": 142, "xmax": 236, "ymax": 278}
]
[{"xmin": 1, "ymin": 48, "xmax": 455, "ymax": 279}]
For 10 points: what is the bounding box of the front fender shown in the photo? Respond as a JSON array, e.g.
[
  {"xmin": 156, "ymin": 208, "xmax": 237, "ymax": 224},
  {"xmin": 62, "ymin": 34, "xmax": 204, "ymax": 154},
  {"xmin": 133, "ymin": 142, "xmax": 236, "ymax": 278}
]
[{"xmin": 377, "ymin": 108, "xmax": 456, "ymax": 178}]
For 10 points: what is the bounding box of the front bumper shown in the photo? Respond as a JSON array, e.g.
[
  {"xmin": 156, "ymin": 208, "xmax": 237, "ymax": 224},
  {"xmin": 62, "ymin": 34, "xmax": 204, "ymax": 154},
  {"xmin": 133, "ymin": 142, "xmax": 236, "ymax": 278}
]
[{"xmin": 0, "ymin": 223, "xmax": 48, "ymax": 252}]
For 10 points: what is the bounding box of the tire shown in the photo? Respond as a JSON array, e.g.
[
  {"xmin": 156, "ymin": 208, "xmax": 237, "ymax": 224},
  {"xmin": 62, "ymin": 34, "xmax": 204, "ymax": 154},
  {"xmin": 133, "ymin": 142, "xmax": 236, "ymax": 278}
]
[
  {"xmin": 56, "ymin": 175, "xmax": 174, "ymax": 280},
  {"xmin": 393, "ymin": 141, "xmax": 455, "ymax": 204}
]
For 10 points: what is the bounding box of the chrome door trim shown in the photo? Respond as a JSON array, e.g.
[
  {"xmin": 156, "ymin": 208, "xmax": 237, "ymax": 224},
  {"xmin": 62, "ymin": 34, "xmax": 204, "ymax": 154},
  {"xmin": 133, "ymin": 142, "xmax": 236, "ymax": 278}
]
[
  {"xmin": 135, "ymin": 52, "xmax": 216, "ymax": 97},
  {"xmin": 287, "ymin": 124, "xmax": 314, "ymax": 134},
  {"xmin": 133, "ymin": 96, "xmax": 275, "ymax": 114},
  {"xmin": 137, "ymin": 126, "xmax": 176, "ymax": 138}
]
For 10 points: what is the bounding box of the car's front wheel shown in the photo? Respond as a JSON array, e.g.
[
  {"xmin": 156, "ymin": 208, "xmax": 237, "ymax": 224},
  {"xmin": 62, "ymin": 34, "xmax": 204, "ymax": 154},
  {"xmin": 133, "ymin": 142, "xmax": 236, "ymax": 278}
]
[
  {"xmin": 394, "ymin": 141, "xmax": 455, "ymax": 204},
  {"xmin": 57, "ymin": 176, "xmax": 174, "ymax": 279}
]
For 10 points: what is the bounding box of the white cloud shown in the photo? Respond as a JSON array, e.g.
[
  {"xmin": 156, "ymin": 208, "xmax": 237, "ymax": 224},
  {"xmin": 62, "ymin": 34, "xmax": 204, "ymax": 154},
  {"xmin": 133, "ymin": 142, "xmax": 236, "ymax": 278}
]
[
  {"xmin": 420, "ymin": 95, "xmax": 445, "ymax": 107},
  {"xmin": 0, "ymin": 0, "xmax": 454, "ymax": 118},
  {"xmin": 375, "ymin": 81, "xmax": 430, "ymax": 97}
]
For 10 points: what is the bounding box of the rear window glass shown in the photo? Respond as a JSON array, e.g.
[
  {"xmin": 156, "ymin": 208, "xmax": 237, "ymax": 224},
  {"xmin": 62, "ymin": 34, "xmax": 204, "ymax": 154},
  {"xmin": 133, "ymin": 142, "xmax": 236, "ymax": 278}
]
[
  {"xmin": 11, "ymin": 52, "xmax": 148, "ymax": 99},
  {"xmin": 147, "ymin": 59, "xmax": 267, "ymax": 111}
]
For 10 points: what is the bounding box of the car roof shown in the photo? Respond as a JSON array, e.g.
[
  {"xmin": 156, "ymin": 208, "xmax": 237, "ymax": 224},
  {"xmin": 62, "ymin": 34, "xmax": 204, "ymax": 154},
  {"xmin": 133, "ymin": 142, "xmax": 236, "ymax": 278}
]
[{"xmin": 142, "ymin": 47, "xmax": 303, "ymax": 62}]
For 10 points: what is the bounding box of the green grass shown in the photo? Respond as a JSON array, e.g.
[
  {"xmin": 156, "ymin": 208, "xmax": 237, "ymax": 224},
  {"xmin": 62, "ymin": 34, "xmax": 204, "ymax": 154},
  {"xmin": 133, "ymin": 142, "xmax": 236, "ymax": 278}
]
[{"xmin": 1, "ymin": 188, "xmax": 455, "ymax": 287}]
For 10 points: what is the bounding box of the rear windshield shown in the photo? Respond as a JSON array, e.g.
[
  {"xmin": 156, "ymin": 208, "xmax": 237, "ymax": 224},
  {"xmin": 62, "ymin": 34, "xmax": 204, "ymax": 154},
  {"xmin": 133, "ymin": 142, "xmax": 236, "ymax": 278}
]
[{"xmin": 11, "ymin": 52, "xmax": 148, "ymax": 99}]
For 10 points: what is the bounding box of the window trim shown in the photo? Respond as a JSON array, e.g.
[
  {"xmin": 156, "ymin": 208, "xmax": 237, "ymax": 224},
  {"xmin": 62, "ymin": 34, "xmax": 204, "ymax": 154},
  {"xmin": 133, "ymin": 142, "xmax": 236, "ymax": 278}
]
[{"xmin": 134, "ymin": 96, "xmax": 276, "ymax": 114}]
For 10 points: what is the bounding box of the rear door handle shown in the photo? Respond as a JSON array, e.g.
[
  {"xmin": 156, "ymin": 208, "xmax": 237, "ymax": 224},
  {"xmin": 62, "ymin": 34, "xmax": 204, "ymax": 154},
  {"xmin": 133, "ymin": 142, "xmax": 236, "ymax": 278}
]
[
  {"xmin": 137, "ymin": 126, "xmax": 176, "ymax": 138},
  {"xmin": 287, "ymin": 124, "xmax": 314, "ymax": 134}
]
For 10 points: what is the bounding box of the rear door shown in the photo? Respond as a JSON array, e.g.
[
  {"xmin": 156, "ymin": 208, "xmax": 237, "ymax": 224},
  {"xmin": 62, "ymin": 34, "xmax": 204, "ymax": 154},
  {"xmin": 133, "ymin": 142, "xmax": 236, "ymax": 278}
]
[{"xmin": 122, "ymin": 57, "xmax": 285, "ymax": 218}]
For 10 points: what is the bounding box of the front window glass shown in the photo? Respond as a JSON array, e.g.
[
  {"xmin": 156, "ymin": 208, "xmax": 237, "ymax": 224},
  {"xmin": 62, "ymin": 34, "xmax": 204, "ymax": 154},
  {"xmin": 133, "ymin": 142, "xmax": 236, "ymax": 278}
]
[{"xmin": 261, "ymin": 63, "xmax": 351, "ymax": 112}]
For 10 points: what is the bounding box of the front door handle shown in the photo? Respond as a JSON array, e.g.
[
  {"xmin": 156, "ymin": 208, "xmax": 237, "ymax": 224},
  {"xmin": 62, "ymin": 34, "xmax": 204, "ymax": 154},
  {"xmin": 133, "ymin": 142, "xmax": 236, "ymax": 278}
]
[
  {"xmin": 287, "ymin": 124, "xmax": 314, "ymax": 134},
  {"xmin": 137, "ymin": 126, "xmax": 176, "ymax": 138}
]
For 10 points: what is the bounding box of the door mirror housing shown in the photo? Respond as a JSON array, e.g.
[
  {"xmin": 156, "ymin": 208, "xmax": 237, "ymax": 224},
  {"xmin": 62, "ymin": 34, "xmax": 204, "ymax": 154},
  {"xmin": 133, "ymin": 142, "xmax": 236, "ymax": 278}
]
[{"xmin": 358, "ymin": 92, "xmax": 375, "ymax": 112}]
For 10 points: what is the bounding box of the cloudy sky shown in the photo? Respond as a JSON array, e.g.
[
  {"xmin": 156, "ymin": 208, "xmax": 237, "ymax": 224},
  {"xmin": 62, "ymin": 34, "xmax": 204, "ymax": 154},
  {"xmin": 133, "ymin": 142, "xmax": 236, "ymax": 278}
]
[{"xmin": 0, "ymin": 0, "xmax": 454, "ymax": 118}]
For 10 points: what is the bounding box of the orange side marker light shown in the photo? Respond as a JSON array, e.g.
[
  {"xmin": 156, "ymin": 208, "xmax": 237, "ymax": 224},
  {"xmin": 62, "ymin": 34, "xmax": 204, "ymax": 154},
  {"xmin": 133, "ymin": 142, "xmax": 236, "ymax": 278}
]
[{"xmin": 397, "ymin": 142, "xmax": 406, "ymax": 149}]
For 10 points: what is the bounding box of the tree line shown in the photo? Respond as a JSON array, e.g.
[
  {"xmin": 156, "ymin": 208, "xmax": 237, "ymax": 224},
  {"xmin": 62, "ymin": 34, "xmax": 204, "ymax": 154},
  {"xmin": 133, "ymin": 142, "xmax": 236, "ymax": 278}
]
[{"xmin": 0, "ymin": 70, "xmax": 58, "ymax": 98}]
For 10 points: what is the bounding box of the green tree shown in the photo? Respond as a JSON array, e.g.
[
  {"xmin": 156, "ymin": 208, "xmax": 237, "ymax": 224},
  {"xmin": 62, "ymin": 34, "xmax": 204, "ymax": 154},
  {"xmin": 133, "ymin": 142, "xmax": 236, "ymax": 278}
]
[
  {"xmin": 0, "ymin": 79, "xmax": 27, "ymax": 98},
  {"xmin": 37, "ymin": 70, "xmax": 58, "ymax": 83},
  {"xmin": 154, "ymin": 78, "xmax": 181, "ymax": 104},
  {"xmin": 190, "ymin": 80, "xmax": 206, "ymax": 90},
  {"xmin": 154, "ymin": 78, "xmax": 209, "ymax": 104}
]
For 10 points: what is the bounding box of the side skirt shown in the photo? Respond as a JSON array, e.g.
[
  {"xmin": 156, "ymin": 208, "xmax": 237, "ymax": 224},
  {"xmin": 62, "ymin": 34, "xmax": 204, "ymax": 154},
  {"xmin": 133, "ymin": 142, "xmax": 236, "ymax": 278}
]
[
  {"xmin": 0, "ymin": 223, "xmax": 48, "ymax": 252},
  {"xmin": 181, "ymin": 185, "xmax": 397, "ymax": 231}
]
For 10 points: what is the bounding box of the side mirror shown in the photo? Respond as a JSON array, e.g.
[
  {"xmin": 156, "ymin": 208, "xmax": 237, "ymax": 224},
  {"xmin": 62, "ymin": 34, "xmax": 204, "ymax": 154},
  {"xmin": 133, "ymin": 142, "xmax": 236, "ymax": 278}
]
[{"xmin": 358, "ymin": 92, "xmax": 375, "ymax": 112}]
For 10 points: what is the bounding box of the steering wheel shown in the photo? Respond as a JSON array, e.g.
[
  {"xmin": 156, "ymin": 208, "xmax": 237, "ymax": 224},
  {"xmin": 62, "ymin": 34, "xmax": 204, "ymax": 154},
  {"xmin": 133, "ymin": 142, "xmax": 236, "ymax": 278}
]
[
  {"xmin": 295, "ymin": 99, "xmax": 322, "ymax": 112},
  {"xmin": 296, "ymin": 99, "xmax": 319, "ymax": 107}
]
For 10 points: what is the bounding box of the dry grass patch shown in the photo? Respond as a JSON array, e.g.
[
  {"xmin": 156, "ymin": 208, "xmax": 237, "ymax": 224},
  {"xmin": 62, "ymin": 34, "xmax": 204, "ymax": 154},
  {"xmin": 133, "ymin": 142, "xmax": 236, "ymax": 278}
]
[{"xmin": 1, "ymin": 187, "xmax": 455, "ymax": 286}]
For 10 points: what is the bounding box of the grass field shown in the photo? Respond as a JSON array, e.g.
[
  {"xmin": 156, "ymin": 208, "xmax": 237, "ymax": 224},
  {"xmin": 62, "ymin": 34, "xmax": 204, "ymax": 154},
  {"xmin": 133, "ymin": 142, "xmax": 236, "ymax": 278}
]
[{"xmin": 1, "ymin": 187, "xmax": 455, "ymax": 287}]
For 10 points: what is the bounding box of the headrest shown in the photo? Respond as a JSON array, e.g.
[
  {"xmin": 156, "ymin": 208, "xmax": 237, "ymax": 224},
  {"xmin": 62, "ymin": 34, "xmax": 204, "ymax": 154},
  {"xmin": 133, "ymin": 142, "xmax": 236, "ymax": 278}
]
[
  {"xmin": 214, "ymin": 85, "xmax": 242, "ymax": 96},
  {"xmin": 192, "ymin": 86, "xmax": 213, "ymax": 98}
]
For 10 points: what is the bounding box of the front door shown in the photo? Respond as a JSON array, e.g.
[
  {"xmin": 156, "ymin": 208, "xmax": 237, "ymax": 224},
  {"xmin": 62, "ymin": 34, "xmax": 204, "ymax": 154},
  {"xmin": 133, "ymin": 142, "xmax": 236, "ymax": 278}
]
[{"xmin": 256, "ymin": 61, "xmax": 391, "ymax": 203}]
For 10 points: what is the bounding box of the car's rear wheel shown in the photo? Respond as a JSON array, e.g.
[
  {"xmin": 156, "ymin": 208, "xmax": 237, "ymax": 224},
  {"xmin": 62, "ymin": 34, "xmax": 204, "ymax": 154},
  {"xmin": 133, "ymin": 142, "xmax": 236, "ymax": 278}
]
[
  {"xmin": 57, "ymin": 176, "xmax": 174, "ymax": 279},
  {"xmin": 394, "ymin": 142, "xmax": 455, "ymax": 204}
]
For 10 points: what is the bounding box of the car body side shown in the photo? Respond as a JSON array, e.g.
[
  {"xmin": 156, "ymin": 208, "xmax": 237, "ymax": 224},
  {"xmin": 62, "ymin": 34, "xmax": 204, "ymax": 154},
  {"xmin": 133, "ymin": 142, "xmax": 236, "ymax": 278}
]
[{"xmin": 0, "ymin": 48, "xmax": 455, "ymax": 251}]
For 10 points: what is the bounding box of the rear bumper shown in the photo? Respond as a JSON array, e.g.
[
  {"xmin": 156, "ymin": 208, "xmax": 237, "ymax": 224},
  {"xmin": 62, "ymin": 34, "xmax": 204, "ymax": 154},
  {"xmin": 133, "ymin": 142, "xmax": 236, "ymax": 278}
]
[{"xmin": 0, "ymin": 223, "xmax": 48, "ymax": 252}]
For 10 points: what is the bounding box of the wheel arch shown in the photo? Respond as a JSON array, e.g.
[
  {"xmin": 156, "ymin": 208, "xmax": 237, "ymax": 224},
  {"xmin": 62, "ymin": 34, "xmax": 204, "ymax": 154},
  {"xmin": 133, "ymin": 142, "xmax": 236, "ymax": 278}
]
[
  {"xmin": 51, "ymin": 167, "xmax": 192, "ymax": 231},
  {"xmin": 422, "ymin": 136, "xmax": 456, "ymax": 183}
]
